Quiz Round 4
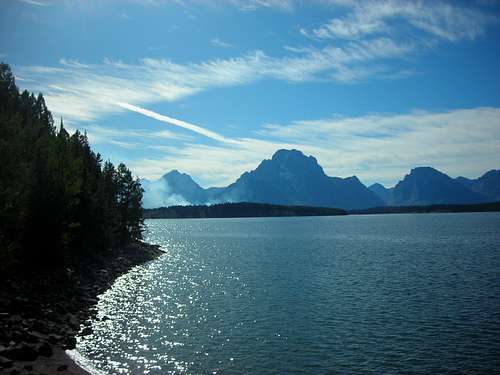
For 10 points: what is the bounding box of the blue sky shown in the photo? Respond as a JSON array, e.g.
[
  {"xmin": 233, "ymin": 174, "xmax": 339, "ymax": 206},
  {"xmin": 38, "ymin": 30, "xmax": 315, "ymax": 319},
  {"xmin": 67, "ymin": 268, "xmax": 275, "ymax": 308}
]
[{"xmin": 1, "ymin": 0, "xmax": 500, "ymax": 187}]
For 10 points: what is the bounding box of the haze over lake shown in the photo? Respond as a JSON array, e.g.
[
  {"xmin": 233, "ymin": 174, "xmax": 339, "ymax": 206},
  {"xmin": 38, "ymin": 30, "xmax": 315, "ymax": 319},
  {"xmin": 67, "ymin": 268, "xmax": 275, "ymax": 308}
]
[{"xmin": 75, "ymin": 213, "xmax": 500, "ymax": 374}]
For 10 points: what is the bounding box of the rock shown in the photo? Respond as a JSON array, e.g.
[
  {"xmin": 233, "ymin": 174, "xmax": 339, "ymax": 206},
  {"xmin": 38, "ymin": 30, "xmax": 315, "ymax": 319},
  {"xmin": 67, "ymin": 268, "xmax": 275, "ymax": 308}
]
[
  {"xmin": 48, "ymin": 333, "xmax": 63, "ymax": 344},
  {"xmin": 9, "ymin": 369, "xmax": 20, "ymax": 375},
  {"xmin": 0, "ymin": 326, "xmax": 11, "ymax": 342},
  {"xmin": 66, "ymin": 314, "xmax": 79, "ymax": 331},
  {"xmin": 8, "ymin": 315, "xmax": 21, "ymax": 324},
  {"xmin": 37, "ymin": 341, "xmax": 52, "ymax": 357},
  {"xmin": 30, "ymin": 320, "xmax": 47, "ymax": 332},
  {"xmin": 64, "ymin": 336, "xmax": 77, "ymax": 350},
  {"xmin": 0, "ymin": 343, "xmax": 38, "ymax": 361},
  {"xmin": 0, "ymin": 355, "xmax": 13, "ymax": 368},
  {"xmin": 11, "ymin": 331, "xmax": 23, "ymax": 343},
  {"xmin": 23, "ymin": 364, "xmax": 33, "ymax": 371},
  {"xmin": 23, "ymin": 332, "xmax": 41, "ymax": 344},
  {"xmin": 81, "ymin": 326, "xmax": 92, "ymax": 336},
  {"xmin": 27, "ymin": 331, "xmax": 48, "ymax": 342},
  {"xmin": 57, "ymin": 364, "xmax": 68, "ymax": 371}
]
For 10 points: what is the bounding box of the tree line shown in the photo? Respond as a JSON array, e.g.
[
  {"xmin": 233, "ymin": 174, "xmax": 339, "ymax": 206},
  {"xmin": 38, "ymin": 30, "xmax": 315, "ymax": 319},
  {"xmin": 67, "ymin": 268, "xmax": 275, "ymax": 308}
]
[
  {"xmin": 144, "ymin": 202, "xmax": 347, "ymax": 219},
  {"xmin": 0, "ymin": 63, "xmax": 144, "ymax": 272}
]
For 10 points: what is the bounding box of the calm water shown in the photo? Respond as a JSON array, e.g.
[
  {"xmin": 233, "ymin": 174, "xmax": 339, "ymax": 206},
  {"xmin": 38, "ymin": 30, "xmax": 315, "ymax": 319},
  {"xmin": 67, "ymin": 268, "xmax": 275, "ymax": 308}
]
[{"xmin": 74, "ymin": 213, "xmax": 500, "ymax": 374}]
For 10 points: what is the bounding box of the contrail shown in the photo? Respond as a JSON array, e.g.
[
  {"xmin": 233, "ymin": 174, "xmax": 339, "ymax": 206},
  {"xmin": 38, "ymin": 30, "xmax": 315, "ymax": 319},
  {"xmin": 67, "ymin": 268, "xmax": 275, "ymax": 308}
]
[{"xmin": 117, "ymin": 102, "xmax": 238, "ymax": 144}]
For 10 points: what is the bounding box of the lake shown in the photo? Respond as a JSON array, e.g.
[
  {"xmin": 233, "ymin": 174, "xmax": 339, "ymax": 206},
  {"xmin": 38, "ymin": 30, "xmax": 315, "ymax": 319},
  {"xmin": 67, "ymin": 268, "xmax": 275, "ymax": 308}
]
[{"xmin": 73, "ymin": 213, "xmax": 500, "ymax": 374}]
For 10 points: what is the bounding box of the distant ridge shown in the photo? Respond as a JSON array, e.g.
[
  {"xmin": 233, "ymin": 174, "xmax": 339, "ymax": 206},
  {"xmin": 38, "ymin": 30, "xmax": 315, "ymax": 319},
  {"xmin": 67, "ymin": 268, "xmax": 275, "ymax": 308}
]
[
  {"xmin": 142, "ymin": 149, "xmax": 499, "ymax": 210},
  {"xmin": 390, "ymin": 167, "xmax": 488, "ymax": 206},
  {"xmin": 143, "ymin": 201, "xmax": 500, "ymax": 219},
  {"xmin": 369, "ymin": 168, "xmax": 499, "ymax": 206},
  {"xmin": 143, "ymin": 149, "xmax": 382, "ymax": 210}
]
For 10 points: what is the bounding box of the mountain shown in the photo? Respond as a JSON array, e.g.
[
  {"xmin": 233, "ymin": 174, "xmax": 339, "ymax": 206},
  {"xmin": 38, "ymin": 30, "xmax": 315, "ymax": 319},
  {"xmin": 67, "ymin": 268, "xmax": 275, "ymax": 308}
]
[
  {"xmin": 368, "ymin": 183, "xmax": 393, "ymax": 204},
  {"xmin": 211, "ymin": 149, "xmax": 384, "ymax": 210},
  {"xmin": 143, "ymin": 149, "xmax": 383, "ymax": 210},
  {"xmin": 390, "ymin": 167, "xmax": 488, "ymax": 206},
  {"xmin": 142, "ymin": 170, "xmax": 206, "ymax": 208},
  {"xmin": 456, "ymin": 170, "xmax": 500, "ymax": 201},
  {"xmin": 142, "ymin": 151, "xmax": 498, "ymax": 210}
]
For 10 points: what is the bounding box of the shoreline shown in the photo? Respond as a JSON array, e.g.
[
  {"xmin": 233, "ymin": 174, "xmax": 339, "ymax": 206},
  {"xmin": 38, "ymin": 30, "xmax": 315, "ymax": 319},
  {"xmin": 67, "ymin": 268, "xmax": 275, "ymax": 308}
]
[{"xmin": 0, "ymin": 242, "xmax": 164, "ymax": 374}]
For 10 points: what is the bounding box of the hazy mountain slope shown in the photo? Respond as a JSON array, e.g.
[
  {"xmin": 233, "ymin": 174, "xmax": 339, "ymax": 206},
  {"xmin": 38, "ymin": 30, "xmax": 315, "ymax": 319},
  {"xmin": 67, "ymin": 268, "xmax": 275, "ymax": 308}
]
[
  {"xmin": 368, "ymin": 183, "xmax": 393, "ymax": 204},
  {"xmin": 456, "ymin": 170, "xmax": 500, "ymax": 201},
  {"xmin": 212, "ymin": 149, "xmax": 383, "ymax": 210},
  {"xmin": 142, "ymin": 151, "xmax": 496, "ymax": 209},
  {"xmin": 391, "ymin": 167, "xmax": 487, "ymax": 205},
  {"xmin": 142, "ymin": 170, "xmax": 207, "ymax": 208}
]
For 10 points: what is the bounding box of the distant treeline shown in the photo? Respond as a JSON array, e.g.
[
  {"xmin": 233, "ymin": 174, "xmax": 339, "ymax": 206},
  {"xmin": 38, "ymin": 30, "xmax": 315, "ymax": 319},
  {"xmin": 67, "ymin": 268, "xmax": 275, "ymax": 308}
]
[
  {"xmin": 0, "ymin": 63, "xmax": 144, "ymax": 272},
  {"xmin": 349, "ymin": 201, "xmax": 500, "ymax": 215},
  {"xmin": 143, "ymin": 202, "xmax": 347, "ymax": 219},
  {"xmin": 143, "ymin": 201, "xmax": 500, "ymax": 219}
]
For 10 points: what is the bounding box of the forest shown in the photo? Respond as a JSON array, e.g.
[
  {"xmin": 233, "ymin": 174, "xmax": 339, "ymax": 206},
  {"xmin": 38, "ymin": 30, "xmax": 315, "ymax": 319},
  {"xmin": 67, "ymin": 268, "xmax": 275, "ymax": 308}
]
[
  {"xmin": 143, "ymin": 202, "xmax": 347, "ymax": 219},
  {"xmin": 0, "ymin": 63, "xmax": 144, "ymax": 274}
]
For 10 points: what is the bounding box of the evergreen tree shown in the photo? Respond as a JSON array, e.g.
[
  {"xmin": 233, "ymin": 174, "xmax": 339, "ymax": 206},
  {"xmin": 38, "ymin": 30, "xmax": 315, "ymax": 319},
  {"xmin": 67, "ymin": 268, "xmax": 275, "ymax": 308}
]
[{"xmin": 0, "ymin": 63, "xmax": 144, "ymax": 272}]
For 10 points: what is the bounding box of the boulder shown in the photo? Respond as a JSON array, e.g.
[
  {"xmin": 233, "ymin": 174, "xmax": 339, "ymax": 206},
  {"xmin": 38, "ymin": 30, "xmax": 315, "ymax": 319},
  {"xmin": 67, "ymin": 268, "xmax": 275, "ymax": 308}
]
[
  {"xmin": 66, "ymin": 314, "xmax": 80, "ymax": 331},
  {"xmin": 57, "ymin": 364, "xmax": 68, "ymax": 371},
  {"xmin": 64, "ymin": 336, "xmax": 77, "ymax": 350},
  {"xmin": 0, "ymin": 355, "xmax": 13, "ymax": 369},
  {"xmin": 37, "ymin": 341, "xmax": 52, "ymax": 357},
  {"xmin": 48, "ymin": 333, "xmax": 63, "ymax": 344},
  {"xmin": 0, "ymin": 343, "xmax": 38, "ymax": 361}
]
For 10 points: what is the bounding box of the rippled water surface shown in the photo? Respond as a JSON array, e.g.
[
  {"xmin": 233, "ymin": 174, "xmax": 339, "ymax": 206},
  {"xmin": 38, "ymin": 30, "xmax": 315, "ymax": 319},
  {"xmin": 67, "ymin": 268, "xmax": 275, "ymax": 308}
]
[{"xmin": 76, "ymin": 213, "xmax": 500, "ymax": 374}]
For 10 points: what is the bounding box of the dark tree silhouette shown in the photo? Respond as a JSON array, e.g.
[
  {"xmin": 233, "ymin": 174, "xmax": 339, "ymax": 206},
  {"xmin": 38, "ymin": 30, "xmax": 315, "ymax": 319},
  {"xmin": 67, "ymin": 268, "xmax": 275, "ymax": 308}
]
[{"xmin": 0, "ymin": 63, "xmax": 144, "ymax": 272}]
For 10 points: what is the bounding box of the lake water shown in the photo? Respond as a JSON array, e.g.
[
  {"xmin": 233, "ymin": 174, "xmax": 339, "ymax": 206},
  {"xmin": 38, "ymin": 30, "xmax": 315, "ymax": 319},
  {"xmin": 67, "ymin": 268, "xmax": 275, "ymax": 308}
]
[{"xmin": 74, "ymin": 213, "xmax": 500, "ymax": 374}]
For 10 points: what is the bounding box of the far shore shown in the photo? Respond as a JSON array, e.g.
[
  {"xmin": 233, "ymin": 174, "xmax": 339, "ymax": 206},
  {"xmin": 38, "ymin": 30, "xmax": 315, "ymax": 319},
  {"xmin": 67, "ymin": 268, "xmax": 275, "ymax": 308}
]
[{"xmin": 143, "ymin": 201, "xmax": 500, "ymax": 219}]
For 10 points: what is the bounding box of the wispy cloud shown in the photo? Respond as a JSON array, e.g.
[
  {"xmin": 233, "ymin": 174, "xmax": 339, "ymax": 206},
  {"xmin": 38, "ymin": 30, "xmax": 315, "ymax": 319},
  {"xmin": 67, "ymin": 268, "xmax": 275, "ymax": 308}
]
[
  {"xmin": 16, "ymin": 0, "xmax": 51, "ymax": 6},
  {"xmin": 303, "ymin": 0, "xmax": 496, "ymax": 42},
  {"xmin": 210, "ymin": 38, "xmax": 233, "ymax": 48},
  {"xmin": 126, "ymin": 107, "xmax": 500, "ymax": 187},
  {"xmin": 117, "ymin": 102, "xmax": 238, "ymax": 144},
  {"xmin": 13, "ymin": 1, "xmax": 496, "ymax": 126},
  {"xmin": 15, "ymin": 38, "xmax": 413, "ymax": 123},
  {"xmin": 82, "ymin": 123, "xmax": 192, "ymax": 145},
  {"xmin": 235, "ymin": 0, "xmax": 294, "ymax": 12}
]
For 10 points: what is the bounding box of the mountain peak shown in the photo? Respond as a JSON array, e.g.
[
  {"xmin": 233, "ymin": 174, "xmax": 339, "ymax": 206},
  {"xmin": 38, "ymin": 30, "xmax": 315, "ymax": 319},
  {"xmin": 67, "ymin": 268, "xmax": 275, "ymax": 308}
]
[
  {"xmin": 268, "ymin": 149, "xmax": 322, "ymax": 174},
  {"xmin": 163, "ymin": 169, "xmax": 183, "ymax": 178},
  {"xmin": 408, "ymin": 166, "xmax": 442, "ymax": 176},
  {"xmin": 271, "ymin": 149, "xmax": 318, "ymax": 163},
  {"xmin": 369, "ymin": 182, "xmax": 387, "ymax": 189},
  {"xmin": 272, "ymin": 148, "xmax": 307, "ymax": 159},
  {"xmin": 394, "ymin": 166, "xmax": 487, "ymax": 205}
]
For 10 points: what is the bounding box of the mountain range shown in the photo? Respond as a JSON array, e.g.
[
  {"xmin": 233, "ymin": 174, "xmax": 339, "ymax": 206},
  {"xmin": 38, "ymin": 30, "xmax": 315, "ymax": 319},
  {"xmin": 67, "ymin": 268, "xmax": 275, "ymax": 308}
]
[{"xmin": 142, "ymin": 149, "xmax": 499, "ymax": 210}]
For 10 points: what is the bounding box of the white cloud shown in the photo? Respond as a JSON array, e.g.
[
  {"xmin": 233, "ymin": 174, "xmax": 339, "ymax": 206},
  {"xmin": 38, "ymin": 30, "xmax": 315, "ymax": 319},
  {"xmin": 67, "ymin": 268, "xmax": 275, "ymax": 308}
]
[
  {"xmin": 210, "ymin": 38, "xmax": 233, "ymax": 48},
  {"xmin": 126, "ymin": 107, "xmax": 500, "ymax": 188},
  {"xmin": 15, "ymin": 38, "xmax": 413, "ymax": 123},
  {"xmin": 81, "ymin": 123, "xmax": 192, "ymax": 146},
  {"xmin": 117, "ymin": 102, "xmax": 238, "ymax": 144},
  {"xmin": 228, "ymin": 0, "xmax": 294, "ymax": 11},
  {"xmin": 16, "ymin": 0, "xmax": 51, "ymax": 6},
  {"xmin": 306, "ymin": 0, "xmax": 496, "ymax": 42}
]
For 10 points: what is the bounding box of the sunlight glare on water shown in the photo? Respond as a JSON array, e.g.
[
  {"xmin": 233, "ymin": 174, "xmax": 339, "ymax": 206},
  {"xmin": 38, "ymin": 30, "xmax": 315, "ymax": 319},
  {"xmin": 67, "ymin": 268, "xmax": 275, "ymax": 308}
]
[{"xmin": 76, "ymin": 214, "xmax": 500, "ymax": 374}]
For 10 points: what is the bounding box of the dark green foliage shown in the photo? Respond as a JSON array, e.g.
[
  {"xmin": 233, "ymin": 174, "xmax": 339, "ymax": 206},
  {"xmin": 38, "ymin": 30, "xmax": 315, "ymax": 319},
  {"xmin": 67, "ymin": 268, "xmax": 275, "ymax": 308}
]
[
  {"xmin": 0, "ymin": 63, "xmax": 144, "ymax": 271},
  {"xmin": 143, "ymin": 202, "xmax": 347, "ymax": 219},
  {"xmin": 349, "ymin": 201, "xmax": 500, "ymax": 215}
]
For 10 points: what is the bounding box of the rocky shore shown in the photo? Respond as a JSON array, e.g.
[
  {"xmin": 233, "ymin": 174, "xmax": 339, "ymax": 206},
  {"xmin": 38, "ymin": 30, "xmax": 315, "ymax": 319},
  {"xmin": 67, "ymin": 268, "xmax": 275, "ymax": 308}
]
[{"xmin": 0, "ymin": 242, "xmax": 164, "ymax": 375}]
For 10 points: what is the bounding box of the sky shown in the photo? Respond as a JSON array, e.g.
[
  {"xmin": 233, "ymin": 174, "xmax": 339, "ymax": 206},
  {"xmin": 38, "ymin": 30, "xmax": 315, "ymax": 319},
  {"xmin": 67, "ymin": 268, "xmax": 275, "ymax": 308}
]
[{"xmin": 1, "ymin": 0, "xmax": 500, "ymax": 188}]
